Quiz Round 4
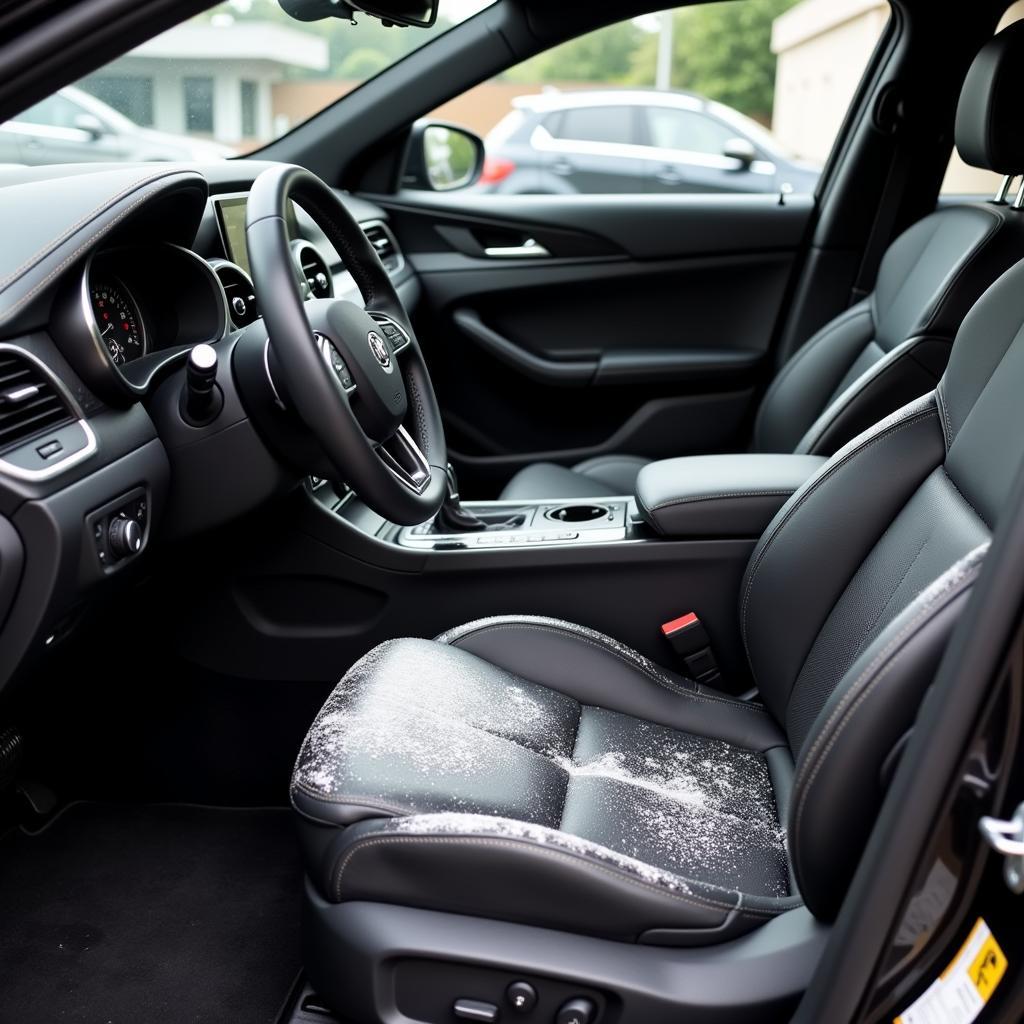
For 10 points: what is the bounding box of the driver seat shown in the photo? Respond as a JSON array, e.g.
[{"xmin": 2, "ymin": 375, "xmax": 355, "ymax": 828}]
[{"xmin": 291, "ymin": 250, "xmax": 1024, "ymax": 1018}]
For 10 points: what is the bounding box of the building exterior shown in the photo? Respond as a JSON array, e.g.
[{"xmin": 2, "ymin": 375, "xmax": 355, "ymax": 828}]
[
  {"xmin": 771, "ymin": 0, "xmax": 1024, "ymax": 194},
  {"xmin": 81, "ymin": 19, "xmax": 328, "ymax": 147}
]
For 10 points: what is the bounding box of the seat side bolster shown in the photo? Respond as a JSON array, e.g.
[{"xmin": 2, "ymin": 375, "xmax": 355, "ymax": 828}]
[
  {"xmin": 324, "ymin": 815, "xmax": 803, "ymax": 945},
  {"xmin": 795, "ymin": 335, "xmax": 952, "ymax": 456},
  {"xmin": 438, "ymin": 615, "xmax": 785, "ymax": 750},
  {"xmin": 753, "ymin": 302, "xmax": 875, "ymax": 454},
  {"xmin": 741, "ymin": 395, "xmax": 946, "ymax": 725},
  {"xmin": 788, "ymin": 546, "xmax": 987, "ymax": 919}
]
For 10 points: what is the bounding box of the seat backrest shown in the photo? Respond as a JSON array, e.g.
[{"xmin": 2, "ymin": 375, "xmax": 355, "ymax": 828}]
[
  {"xmin": 752, "ymin": 21, "xmax": 1024, "ymax": 459},
  {"xmin": 740, "ymin": 248, "xmax": 1024, "ymax": 920}
]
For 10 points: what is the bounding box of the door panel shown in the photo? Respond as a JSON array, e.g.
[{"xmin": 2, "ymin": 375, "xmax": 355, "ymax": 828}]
[{"xmin": 372, "ymin": 191, "xmax": 813, "ymax": 495}]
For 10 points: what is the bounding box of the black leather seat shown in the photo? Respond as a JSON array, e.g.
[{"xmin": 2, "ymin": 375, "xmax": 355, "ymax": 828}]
[
  {"xmin": 498, "ymin": 24, "xmax": 1024, "ymax": 502},
  {"xmin": 293, "ymin": 227, "xmax": 1024, "ymax": 952}
]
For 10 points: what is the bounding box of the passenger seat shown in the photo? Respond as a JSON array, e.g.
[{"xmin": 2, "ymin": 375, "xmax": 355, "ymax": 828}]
[{"xmin": 500, "ymin": 22, "xmax": 1024, "ymax": 501}]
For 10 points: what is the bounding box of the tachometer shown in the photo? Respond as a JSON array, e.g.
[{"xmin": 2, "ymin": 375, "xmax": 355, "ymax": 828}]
[{"xmin": 90, "ymin": 281, "xmax": 146, "ymax": 366}]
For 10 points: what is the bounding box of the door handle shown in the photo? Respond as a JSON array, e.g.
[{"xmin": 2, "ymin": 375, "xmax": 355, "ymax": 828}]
[
  {"xmin": 656, "ymin": 165, "xmax": 684, "ymax": 186},
  {"xmin": 552, "ymin": 159, "xmax": 574, "ymax": 176},
  {"xmin": 482, "ymin": 238, "xmax": 551, "ymax": 259}
]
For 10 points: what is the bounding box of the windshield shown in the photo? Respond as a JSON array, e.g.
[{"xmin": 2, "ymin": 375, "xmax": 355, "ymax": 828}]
[{"xmin": 0, "ymin": 0, "xmax": 491, "ymax": 165}]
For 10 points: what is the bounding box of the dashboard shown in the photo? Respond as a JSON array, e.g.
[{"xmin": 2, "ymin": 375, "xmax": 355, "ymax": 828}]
[{"xmin": 0, "ymin": 159, "xmax": 416, "ymax": 696}]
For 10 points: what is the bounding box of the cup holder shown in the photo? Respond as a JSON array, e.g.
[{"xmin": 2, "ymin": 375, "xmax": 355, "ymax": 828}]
[{"xmin": 545, "ymin": 504, "xmax": 608, "ymax": 524}]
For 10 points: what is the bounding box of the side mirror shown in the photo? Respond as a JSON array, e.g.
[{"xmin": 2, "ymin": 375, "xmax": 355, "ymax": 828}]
[
  {"xmin": 722, "ymin": 137, "xmax": 757, "ymax": 170},
  {"xmin": 403, "ymin": 122, "xmax": 485, "ymax": 192},
  {"xmin": 73, "ymin": 112, "xmax": 106, "ymax": 139}
]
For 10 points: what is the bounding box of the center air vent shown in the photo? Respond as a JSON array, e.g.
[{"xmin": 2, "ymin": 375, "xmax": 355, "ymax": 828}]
[
  {"xmin": 0, "ymin": 351, "xmax": 74, "ymax": 454},
  {"xmin": 291, "ymin": 241, "xmax": 333, "ymax": 299},
  {"xmin": 363, "ymin": 220, "xmax": 404, "ymax": 274},
  {"xmin": 211, "ymin": 260, "xmax": 259, "ymax": 329}
]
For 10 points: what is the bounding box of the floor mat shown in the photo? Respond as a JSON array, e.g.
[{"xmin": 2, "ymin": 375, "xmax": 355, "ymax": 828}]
[{"xmin": 0, "ymin": 802, "xmax": 302, "ymax": 1024}]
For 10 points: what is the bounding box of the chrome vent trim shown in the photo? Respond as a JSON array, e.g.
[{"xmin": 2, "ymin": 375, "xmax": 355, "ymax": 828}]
[{"xmin": 362, "ymin": 219, "xmax": 405, "ymax": 275}]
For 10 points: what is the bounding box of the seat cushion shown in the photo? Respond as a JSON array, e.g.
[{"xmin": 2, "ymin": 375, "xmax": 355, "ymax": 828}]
[
  {"xmin": 500, "ymin": 455, "xmax": 650, "ymax": 501},
  {"xmin": 291, "ymin": 621, "xmax": 802, "ymax": 944}
]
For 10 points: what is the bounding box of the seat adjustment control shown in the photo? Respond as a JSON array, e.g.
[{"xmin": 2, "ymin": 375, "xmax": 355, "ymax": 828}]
[
  {"xmin": 506, "ymin": 980, "xmax": 537, "ymax": 1013},
  {"xmin": 556, "ymin": 997, "xmax": 596, "ymax": 1024},
  {"xmin": 453, "ymin": 998, "xmax": 499, "ymax": 1022}
]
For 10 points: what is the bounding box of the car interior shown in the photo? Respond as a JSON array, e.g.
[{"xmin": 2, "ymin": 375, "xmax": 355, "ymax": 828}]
[{"xmin": 2, "ymin": 0, "xmax": 1024, "ymax": 1022}]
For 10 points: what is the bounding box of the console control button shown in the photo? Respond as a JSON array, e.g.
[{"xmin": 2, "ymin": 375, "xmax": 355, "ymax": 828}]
[
  {"xmin": 506, "ymin": 981, "xmax": 537, "ymax": 1013},
  {"xmin": 453, "ymin": 998, "xmax": 499, "ymax": 1022},
  {"xmin": 556, "ymin": 997, "xmax": 596, "ymax": 1024}
]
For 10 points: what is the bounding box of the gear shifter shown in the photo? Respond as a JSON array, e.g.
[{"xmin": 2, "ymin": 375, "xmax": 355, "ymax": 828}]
[{"xmin": 432, "ymin": 464, "xmax": 489, "ymax": 532}]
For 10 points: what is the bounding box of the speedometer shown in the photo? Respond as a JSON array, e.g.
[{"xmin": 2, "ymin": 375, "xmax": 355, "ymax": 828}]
[{"xmin": 90, "ymin": 281, "xmax": 146, "ymax": 367}]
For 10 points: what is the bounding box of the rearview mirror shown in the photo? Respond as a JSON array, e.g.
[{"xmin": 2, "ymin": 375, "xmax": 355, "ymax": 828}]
[
  {"xmin": 722, "ymin": 137, "xmax": 757, "ymax": 170},
  {"xmin": 73, "ymin": 113, "xmax": 106, "ymax": 139},
  {"xmin": 279, "ymin": 0, "xmax": 437, "ymax": 27},
  {"xmin": 403, "ymin": 122, "xmax": 484, "ymax": 192}
]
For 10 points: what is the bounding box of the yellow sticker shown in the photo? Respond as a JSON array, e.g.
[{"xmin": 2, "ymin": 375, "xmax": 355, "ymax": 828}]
[
  {"xmin": 894, "ymin": 918, "xmax": 1007, "ymax": 1024},
  {"xmin": 968, "ymin": 933, "xmax": 1007, "ymax": 1003}
]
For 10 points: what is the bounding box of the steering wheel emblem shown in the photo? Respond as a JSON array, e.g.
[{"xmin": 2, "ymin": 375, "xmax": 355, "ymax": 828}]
[{"xmin": 368, "ymin": 330, "xmax": 391, "ymax": 370}]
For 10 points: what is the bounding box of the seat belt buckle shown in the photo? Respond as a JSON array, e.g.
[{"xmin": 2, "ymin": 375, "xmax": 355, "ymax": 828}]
[{"xmin": 661, "ymin": 613, "xmax": 720, "ymax": 684}]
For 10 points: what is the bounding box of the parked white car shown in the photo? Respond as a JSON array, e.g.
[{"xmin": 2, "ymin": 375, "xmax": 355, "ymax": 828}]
[{"xmin": 0, "ymin": 85, "xmax": 233, "ymax": 165}]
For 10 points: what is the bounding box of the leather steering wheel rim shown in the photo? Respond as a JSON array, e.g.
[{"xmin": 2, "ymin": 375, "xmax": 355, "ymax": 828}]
[{"xmin": 246, "ymin": 165, "xmax": 447, "ymax": 526}]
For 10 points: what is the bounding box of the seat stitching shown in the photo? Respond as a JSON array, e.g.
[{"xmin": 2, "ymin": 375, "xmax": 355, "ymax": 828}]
[
  {"xmin": 740, "ymin": 405, "xmax": 938, "ymax": 658},
  {"xmin": 0, "ymin": 168, "xmax": 183, "ymax": 292},
  {"xmin": 291, "ymin": 788, "xmax": 414, "ymax": 816},
  {"xmin": 754, "ymin": 305, "xmax": 873, "ymax": 442},
  {"xmin": 648, "ymin": 490, "xmax": 795, "ymax": 513},
  {"xmin": 921, "ymin": 206, "xmax": 1002, "ymax": 334},
  {"xmin": 1, "ymin": 173, "xmax": 200, "ymax": 320},
  {"xmin": 797, "ymin": 342, "xmax": 934, "ymax": 455},
  {"xmin": 939, "ymin": 464, "xmax": 989, "ymax": 530},
  {"xmin": 935, "ymin": 383, "xmax": 953, "ymax": 450},
  {"xmin": 331, "ymin": 834, "xmax": 790, "ymax": 917},
  {"xmin": 448, "ymin": 622, "xmax": 770, "ymax": 714},
  {"xmin": 790, "ymin": 566, "xmax": 981, "ymax": 879}
]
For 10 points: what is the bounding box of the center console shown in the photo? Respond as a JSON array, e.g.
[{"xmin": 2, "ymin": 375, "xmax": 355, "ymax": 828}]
[{"xmin": 398, "ymin": 499, "xmax": 631, "ymax": 550}]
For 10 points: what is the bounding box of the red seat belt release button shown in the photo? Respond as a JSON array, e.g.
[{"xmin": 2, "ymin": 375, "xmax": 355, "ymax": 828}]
[{"xmin": 661, "ymin": 613, "xmax": 719, "ymax": 683}]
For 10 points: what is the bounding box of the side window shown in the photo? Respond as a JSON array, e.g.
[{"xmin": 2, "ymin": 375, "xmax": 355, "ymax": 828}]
[
  {"xmin": 11, "ymin": 94, "xmax": 85, "ymax": 129},
  {"xmin": 430, "ymin": 0, "xmax": 884, "ymax": 195},
  {"xmin": 644, "ymin": 107, "xmax": 738, "ymax": 155},
  {"xmin": 550, "ymin": 106, "xmax": 637, "ymax": 146}
]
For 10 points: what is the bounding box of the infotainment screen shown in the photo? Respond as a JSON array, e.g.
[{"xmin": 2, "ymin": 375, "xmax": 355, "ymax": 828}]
[
  {"xmin": 213, "ymin": 195, "xmax": 300, "ymax": 279},
  {"xmin": 214, "ymin": 196, "xmax": 251, "ymax": 276}
]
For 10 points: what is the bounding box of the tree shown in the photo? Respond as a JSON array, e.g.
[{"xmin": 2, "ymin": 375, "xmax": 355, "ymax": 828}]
[
  {"xmin": 503, "ymin": 20, "xmax": 645, "ymax": 84},
  {"xmin": 628, "ymin": 0, "xmax": 799, "ymax": 123}
]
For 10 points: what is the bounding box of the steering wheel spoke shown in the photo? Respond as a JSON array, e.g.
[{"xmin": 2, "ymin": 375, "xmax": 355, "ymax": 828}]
[
  {"xmin": 368, "ymin": 311, "xmax": 413, "ymax": 356},
  {"xmin": 315, "ymin": 331, "xmax": 358, "ymax": 394},
  {"xmin": 375, "ymin": 426, "xmax": 431, "ymax": 495},
  {"xmin": 246, "ymin": 165, "xmax": 446, "ymax": 525}
]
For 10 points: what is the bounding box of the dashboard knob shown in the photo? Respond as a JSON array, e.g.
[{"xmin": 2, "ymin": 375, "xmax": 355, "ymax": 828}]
[{"xmin": 108, "ymin": 516, "xmax": 142, "ymax": 559}]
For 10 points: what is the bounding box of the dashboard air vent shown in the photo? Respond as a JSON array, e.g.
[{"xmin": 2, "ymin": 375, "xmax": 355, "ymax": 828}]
[
  {"xmin": 363, "ymin": 221, "xmax": 403, "ymax": 274},
  {"xmin": 0, "ymin": 352, "xmax": 74, "ymax": 454},
  {"xmin": 293, "ymin": 242, "xmax": 333, "ymax": 299},
  {"xmin": 213, "ymin": 261, "xmax": 259, "ymax": 329}
]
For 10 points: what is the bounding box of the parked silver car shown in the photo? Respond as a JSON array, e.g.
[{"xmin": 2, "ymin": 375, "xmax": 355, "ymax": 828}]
[
  {"xmin": 478, "ymin": 88, "xmax": 821, "ymax": 195},
  {"xmin": 0, "ymin": 85, "xmax": 232, "ymax": 165}
]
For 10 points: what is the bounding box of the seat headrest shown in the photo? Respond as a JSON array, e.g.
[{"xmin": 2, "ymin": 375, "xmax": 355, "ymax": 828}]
[{"xmin": 955, "ymin": 20, "xmax": 1024, "ymax": 174}]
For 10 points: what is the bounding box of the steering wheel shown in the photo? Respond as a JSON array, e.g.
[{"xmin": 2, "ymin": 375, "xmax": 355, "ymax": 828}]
[{"xmin": 245, "ymin": 165, "xmax": 447, "ymax": 525}]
